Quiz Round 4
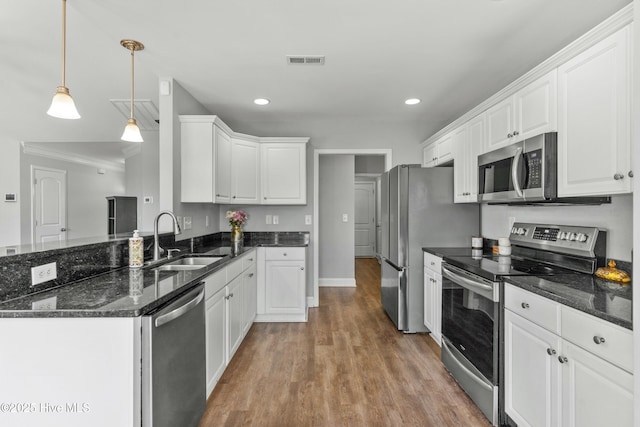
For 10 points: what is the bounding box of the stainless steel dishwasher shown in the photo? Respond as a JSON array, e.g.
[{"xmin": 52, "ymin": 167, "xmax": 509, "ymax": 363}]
[{"xmin": 142, "ymin": 283, "xmax": 206, "ymax": 427}]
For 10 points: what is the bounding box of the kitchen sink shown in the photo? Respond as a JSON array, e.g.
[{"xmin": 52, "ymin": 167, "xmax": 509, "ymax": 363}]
[{"xmin": 152, "ymin": 256, "xmax": 223, "ymax": 272}]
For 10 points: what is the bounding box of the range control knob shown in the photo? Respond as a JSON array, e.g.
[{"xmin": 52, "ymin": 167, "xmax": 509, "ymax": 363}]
[
  {"xmin": 568, "ymin": 232, "xmax": 577, "ymax": 241},
  {"xmin": 576, "ymin": 233, "xmax": 588, "ymax": 242},
  {"xmin": 558, "ymin": 231, "xmax": 567, "ymax": 240},
  {"xmin": 516, "ymin": 227, "xmax": 527, "ymax": 236}
]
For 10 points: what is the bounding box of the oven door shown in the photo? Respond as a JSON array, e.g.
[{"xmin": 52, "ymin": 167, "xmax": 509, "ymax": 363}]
[{"xmin": 441, "ymin": 264, "xmax": 499, "ymax": 425}]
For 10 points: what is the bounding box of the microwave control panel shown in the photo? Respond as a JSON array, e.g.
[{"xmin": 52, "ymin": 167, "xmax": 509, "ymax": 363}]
[{"xmin": 524, "ymin": 149, "xmax": 542, "ymax": 188}]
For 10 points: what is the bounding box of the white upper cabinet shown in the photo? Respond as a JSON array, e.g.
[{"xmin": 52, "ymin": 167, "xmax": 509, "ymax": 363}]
[
  {"xmin": 180, "ymin": 115, "xmax": 308, "ymax": 205},
  {"xmin": 214, "ymin": 127, "xmax": 232, "ymax": 203},
  {"xmin": 486, "ymin": 70, "xmax": 557, "ymax": 152},
  {"xmin": 557, "ymin": 26, "xmax": 631, "ymax": 197},
  {"xmin": 261, "ymin": 143, "xmax": 307, "ymax": 205},
  {"xmin": 422, "ymin": 132, "xmax": 453, "ymax": 167},
  {"xmin": 231, "ymin": 137, "xmax": 260, "ymax": 204},
  {"xmin": 453, "ymin": 113, "xmax": 484, "ymax": 203}
]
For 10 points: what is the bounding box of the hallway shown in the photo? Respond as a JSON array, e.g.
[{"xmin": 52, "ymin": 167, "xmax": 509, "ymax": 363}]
[{"xmin": 198, "ymin": 258, "xmax": 491, "ymax": 426}]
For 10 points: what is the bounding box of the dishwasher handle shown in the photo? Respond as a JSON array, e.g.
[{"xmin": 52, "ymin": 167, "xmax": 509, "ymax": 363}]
[{"xmin": 155, "ymin": 285, "xmax": 205, "ymax": 328}]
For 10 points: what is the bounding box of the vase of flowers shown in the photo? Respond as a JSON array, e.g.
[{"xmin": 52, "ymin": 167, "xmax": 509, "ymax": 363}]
[{"xmin": 226, "ymin": 210, "xmax": 248, "ymax": 253}]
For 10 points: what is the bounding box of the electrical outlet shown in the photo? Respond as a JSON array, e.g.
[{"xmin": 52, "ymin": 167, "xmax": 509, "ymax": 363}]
[
  {"xmin": 266, "ymin": 215, "xmax": 272, "ymax": 225},
  {"xmin": 32, "ymin": 296, "xmax": 57, "ymax": 310},
  {"xmin": 305, "ymin": 215, "xmax": 312, "ymax": 225},
  {"xmin": 184, "ymin": 216, "xmax": 192, "ymax": 230},
  {"xmin": 273, "ymin": 215, "xmax": 279, "ymax": 225},
  {"xmin": 31, "ymin": 262, "xmax": 57, "ymax": 286}
]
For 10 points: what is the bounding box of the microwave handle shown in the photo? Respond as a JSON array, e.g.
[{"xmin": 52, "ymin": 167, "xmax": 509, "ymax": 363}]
[{"xmin": 511, "ymin": 146, "xmax": 524, "ymax": 198}]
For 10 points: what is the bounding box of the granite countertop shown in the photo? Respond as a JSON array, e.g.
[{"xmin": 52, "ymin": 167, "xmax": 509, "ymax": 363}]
[
  {"xmin": 504, "ymin": 274, "xmax": 632, "ymax": 330},
  {"xmin": 422, "ymin": 247, "xmax": 481, "ymax": 258},
  {"xmin": 0, "ymin": 235, "xmax": 308, "ymax": 318}
]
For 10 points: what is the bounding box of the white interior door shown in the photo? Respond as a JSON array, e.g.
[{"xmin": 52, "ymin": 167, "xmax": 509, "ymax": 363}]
[
  {"xmin": 32, "ymin": 167, "xmax": 67, "ymax": 245},
  {"xmin": 354, "ymin": 181, "xmax": 375, "ymax": 257}
]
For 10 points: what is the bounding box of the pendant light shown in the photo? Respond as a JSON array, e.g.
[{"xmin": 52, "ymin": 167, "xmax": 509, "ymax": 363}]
[
  {"xmin": 120, "ymin": 39, "xmax": 144, "ymax": 142},
  {"xmin": 47, "ymin": 0, "xmax": 80, "ymax": 119}
]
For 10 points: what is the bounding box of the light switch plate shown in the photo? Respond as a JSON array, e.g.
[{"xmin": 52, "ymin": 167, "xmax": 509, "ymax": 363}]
[
  {"xmin": 342, "ymin": 213, "xmax": 348, "ymax": 222},
  {"xmin": 32, "ymin": 296, "xmax": 57, "ymax": 310},
  {"xmin": 183, "ymin": 216, "xmax": 192, "ymax": 230},
  {"xmin": 305, "ymin": 215, "xmax": 312, "ymax": 225}
]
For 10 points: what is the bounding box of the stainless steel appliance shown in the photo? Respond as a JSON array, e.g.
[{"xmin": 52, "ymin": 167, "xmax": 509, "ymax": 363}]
[
  {"xmin": 142, "ymin": 283, "xmax": 206, "ymax": 427},
  {"xmin": 478, "ymin": 133, "xmax": 610, "ymax": 205},
  {"xmin": 379, "ymin": 165, "xmax": 479, "ymax": 333},
  {"xmin": 440, "ymin": 222, "xmax": 606, "ymax": 426},
  {"xmin": 478, "ymin": 132, "xmax": 557, "ymax": 203}
]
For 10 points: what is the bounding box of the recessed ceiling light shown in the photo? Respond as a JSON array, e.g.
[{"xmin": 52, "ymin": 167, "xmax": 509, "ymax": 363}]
[
  {"xmin": 405, "ymin": 98, "xmax": 421, "ymax": 105},
  {"xmin": 254, "ymin": 98, "xmax": 270, "ymax": 106}
]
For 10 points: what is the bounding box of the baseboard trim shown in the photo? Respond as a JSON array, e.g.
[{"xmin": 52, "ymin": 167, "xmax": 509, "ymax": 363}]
[{"xmin": 319, "ymin": 278, "xmax": 356, "ymax": 287}]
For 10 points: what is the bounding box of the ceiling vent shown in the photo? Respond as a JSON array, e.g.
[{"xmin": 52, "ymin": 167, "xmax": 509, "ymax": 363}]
[
  {"xmin": 109, "ymin": 99, "xmax": 160, "ymax": 131},
  {"xmin": 286, "ymin": 55, "xmax": 325, "ymax": 65}
]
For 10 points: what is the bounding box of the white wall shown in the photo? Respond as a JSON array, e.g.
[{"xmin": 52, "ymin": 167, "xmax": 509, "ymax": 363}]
[
  {"xmin": 319, "ymin": 155, "xmax": 355, "ymax": 283},
  {"xmin": 125, "ymin": 134, "xmax": 160, "ymax": 233},
  {"xmin": 0, "ymin": 140, "xmax": 21, "ymax": 247},
  {"xmin": 19, "ymin": 153, "xmax": 126, "ymax": 243},
  {"xmin": 159, "ymin": 78, "xmax": 220, "ymax": 239},
  {"xmin": 481, "ymin": 194, "xmax": 633, "ymax": 261}
]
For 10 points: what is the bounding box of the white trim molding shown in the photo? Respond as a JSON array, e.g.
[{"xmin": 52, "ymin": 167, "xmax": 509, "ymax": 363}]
[{"xmin": 319, "ymin": 278, "xmax": 356, "ymax": 287}]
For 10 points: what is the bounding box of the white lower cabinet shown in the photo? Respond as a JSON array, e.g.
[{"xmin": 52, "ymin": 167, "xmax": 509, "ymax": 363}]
[
  {"xmin": 423, "ymin": 252, "xmax": 442, "ymax": 346},
  {"xmin": 203, "ymin": 249, "xmax": 257, "ymax": 396},
  {"xmin": 504, "ymin": 283, "xmax": 633, "ymax": 427},
  {"xmin": 256, "ymin": 247, "xmax": 307, "ymax": 322}
]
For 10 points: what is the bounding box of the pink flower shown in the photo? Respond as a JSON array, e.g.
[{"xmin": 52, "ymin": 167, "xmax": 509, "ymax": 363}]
[{"xmin": 226, "ymin": 210, "xmax": 248, "ymax": 227}]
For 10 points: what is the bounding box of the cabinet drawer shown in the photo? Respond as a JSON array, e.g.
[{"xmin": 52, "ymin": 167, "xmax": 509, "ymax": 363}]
[
  {"xmin": 504, "ymin": 283, "xmax": 561, "ymax": 334},
  {"xmin": 265, "ymin": 247, "xmax": 305, "ymax": 261},
  {"xmin": 242, "ymin": 250, "xmax": 257, "ymax": 271},
  {"xmin": 204, "ymin": 268, "xmax": 227, "ymax": 299},
  {"xmin": 561, "ymin": 305, "xmax": 633, "ymax": 372},
  {"xmin": 424, "ymin": 253, "xmax": 442, "ymax": 273},
  {"xmin": 227, "ymin": 258, "xmax": 243, "ymax": 281}
]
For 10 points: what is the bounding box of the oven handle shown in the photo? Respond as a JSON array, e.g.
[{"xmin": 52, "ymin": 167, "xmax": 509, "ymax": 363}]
[
  {"xmin": 511, "ymin": 146, "xmax": 524, "ymax": 198},
  {"xmin": 442, "ymin": 265, "xmax": 497, "ymax": 302}
]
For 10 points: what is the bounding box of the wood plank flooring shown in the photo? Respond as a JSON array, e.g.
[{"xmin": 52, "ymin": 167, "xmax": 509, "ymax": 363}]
[{"xmin": 198, "ymin": 258, "xmax": 491, "ymax": 427}]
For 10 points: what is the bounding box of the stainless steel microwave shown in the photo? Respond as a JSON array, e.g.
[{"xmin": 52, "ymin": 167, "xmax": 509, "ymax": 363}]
[{"xmin": 478, "ymin": 132, "xmax": 557, "ymax": 203}]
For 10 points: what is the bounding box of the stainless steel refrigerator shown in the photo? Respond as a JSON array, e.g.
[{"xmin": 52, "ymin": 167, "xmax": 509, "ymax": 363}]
[{"xmin": 379, "ymin": 165, "xmax": 479, "ymax": 333}]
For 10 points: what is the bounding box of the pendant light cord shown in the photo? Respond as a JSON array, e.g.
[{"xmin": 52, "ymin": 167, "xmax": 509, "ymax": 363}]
[
  {"xmin": 130, "ymin": 47, "xmax": 135, "ymax": 120},
  {"xmin": 61, "ymin": 0, "xmax": 67, "ymax": 87}
]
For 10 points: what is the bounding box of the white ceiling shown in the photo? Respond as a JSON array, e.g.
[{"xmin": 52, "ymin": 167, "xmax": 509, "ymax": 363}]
[{"xmin": 0, "ymin": 0, "xmax": 631, "ymax": 154}]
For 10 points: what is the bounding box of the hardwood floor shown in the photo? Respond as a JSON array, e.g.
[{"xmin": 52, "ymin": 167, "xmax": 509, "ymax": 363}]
[{"xmin": 198, "ymin": 258, "xmax": 491, "ymax": 427}]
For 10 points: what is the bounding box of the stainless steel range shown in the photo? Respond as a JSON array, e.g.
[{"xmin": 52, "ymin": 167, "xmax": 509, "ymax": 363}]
[{"xmin": 440, "ymin": 222, "xmax": 606, "ymax": 426}]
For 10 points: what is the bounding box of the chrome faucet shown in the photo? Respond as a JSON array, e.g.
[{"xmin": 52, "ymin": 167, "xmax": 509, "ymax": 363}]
[{"xmin": 153, "ymin": 211, "xmax": 182, "ymax": 261}]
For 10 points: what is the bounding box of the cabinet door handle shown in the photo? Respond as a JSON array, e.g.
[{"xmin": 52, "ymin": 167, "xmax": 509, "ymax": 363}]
[
  {"xmin": 60, "ymin": 228, "xmax": 67, "ymax": 232},
  {"xmin": 513, "ymin": 131, "xmax": 519, "ymax": 136},
  {"xmin": 546, "ymin": 348, "xmax": 557, "ymax": 356},
  {"xmin": 249, "ymin": 258, "xmax": 254, "ymax": 262},
  {"xmin": 283, "ymin": 253, "xmax": 287, "ymax": 256},
  {"xmin": 614, "ymin": 173, "xmax": 624, "ymax": 180},
  {"xmin": 300, "ymin": 267, "xmax": 304, "ymax": 271},
  {"xmin": 507, "ymin": 133, "xmax": 513, "ymax": 138},
  {"xmin": 593, "ymin": 336, "xmax": 606, "ymax": 345},
  {"xmin": 264, "ymin": 197, "xmax": 267, "ymax": 200},
  {"xmin": 216, "ymin": 194, "xmax": 221, "ymax": 197},
  {"xmin": 628, "ymin": 171, "xmax": 634, "ymax": 178},
  {"xmin": 521, "ymin": 302, "xmax": 530, "ymax": 309},
  {"xmin": 248, "ymin": 273, "xmax": 254, "ymax": 278},
  {"xmin": 233, "ymin": 195, "xmax": 237, "ymax": 199},
  {"xmin": 229, "ymin": 293, "xmax": 234, "ymax": 298},
  {"xmin": 558, "ymin": 356, "xmax": 568, "ymax": 364},
  {"xmin": 430, "ymin": 262, "xmax": 435, "ymax": 266}
]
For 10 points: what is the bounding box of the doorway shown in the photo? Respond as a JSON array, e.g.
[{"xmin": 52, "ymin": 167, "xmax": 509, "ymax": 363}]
[
  {"xmin": 31, "ymin": 166, "xmax": 67, "ymax": 245},
  {"xmin": 313, "ymin": 149, "xmax": 392, "ymax": 307}
]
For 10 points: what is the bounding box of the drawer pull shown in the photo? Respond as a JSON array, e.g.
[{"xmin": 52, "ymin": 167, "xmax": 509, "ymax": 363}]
[
  {"xmin": 249, "ymin": 258, "xmax": 254, "ymax": 262},
  {"xmin": 430, "ymin": 261, "xmax": 435, "ymax": 266},
  {"xmin": 521, "ymin": 302, "xmax": 530, "ymax": 309},
  {"xmin": 546, "ymin": 348, "xmax": 556, "ymax": 356},
  {"xmin": 248, "ymin": 273, "xmax": 254, "ymax": 278},
  {"xmin": 558, "ymin": 356, "xmax": 568, "ymax": 364},
  {"xmin": 593, "ymin": 336, "xmax": 606, "ymax": 345}
]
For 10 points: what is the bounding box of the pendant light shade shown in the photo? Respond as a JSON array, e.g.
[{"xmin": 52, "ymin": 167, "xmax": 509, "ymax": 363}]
[
  {"xmin": 47, "ymin": 0, "xmax": 80, "ymax": 119},
  {"xmin": 120, "ymin": 39, "xmax": 144, "ymax": 142}
]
